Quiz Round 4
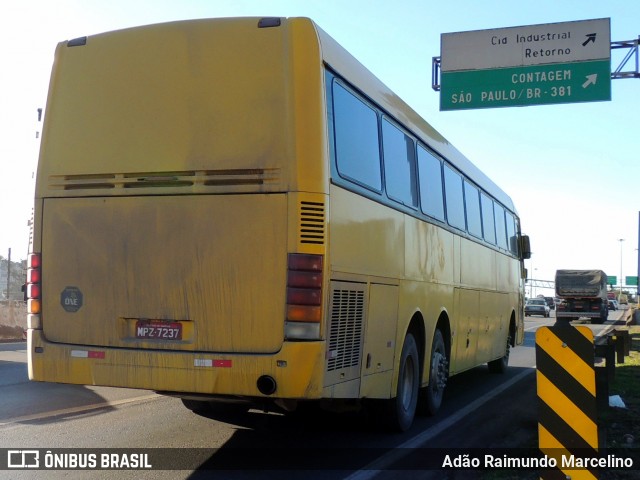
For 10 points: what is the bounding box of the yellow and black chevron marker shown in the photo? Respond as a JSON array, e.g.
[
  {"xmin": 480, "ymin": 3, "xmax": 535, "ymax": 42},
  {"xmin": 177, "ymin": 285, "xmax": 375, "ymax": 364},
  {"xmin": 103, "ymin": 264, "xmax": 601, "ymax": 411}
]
[{"xmin": 536, "ymin": 324, "xmax": 598, "ymax": 480}]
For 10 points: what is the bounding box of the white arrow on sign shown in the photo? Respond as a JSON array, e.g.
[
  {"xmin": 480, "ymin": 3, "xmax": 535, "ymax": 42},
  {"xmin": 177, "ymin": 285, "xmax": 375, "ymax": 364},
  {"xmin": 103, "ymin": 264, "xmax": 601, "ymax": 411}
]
[{"xmin": 582, "ymin": 74, "xmax": 598, "ymax": 88}]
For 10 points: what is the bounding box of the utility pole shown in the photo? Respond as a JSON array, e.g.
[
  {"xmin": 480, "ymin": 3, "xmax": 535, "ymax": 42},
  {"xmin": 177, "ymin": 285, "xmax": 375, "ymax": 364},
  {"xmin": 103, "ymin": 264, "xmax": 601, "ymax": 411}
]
[
  {"xmin": 6, "ymin": 248, "xmax": 11, "ymax": 300},
  {"xmin": 618, "ymin": 238, "xmax": 625, "ymax": 298}
]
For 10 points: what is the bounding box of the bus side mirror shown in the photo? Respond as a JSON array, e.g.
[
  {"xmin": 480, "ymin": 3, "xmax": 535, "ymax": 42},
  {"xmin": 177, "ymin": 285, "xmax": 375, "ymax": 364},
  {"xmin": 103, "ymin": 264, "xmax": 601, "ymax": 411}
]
[{"xmin": 520, "ymin": 235, "xmax": 531, "ymax": 260}]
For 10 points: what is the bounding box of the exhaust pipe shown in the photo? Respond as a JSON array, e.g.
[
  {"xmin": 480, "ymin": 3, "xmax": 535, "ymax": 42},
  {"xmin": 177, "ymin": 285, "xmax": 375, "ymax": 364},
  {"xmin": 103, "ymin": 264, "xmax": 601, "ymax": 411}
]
[{"xmin": 257, "ymin": 375, "xmax": 277, "ymax": 396}]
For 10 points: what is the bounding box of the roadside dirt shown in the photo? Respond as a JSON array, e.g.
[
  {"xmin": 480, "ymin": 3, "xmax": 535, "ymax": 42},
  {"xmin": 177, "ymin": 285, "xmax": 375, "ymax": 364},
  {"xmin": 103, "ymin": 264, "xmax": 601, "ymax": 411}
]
[{"xmin": 0, "ymin": 301, "xmax": 27, "ymax": 341}]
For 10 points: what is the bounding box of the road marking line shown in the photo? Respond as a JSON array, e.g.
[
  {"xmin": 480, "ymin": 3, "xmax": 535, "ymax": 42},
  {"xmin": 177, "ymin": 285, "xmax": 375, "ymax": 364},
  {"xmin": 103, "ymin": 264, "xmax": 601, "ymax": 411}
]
[
  {"xmin": 525, "ymin": 320, "xmax": 555, "ymax": 331},
  {"xmin": 0, "ymin": 393, "xmax": 159, "ymax": 427},
  {"xmin": 343, "ymin": 368, "xmax": 534, "ymax": 480}
]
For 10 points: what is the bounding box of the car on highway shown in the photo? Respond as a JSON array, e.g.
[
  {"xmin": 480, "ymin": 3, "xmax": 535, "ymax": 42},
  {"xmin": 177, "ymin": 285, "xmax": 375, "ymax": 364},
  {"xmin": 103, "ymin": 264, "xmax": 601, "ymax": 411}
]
[
  {"xmin": 525, "ymin": 298, "xmax": 550, "ymax": 317},
  {"xmin": 543, "ymin": 296, "xmax": 555, "ymax": 310},
  {"xmin": 608, "ymin": 299, "xmax": 618, "ymax": 310}
]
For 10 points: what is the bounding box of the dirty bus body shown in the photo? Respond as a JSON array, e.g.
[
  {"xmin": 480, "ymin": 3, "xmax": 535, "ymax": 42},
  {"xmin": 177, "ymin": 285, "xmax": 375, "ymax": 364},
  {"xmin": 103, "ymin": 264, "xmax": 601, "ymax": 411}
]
[
  {"xmin": 27, "ymin": 17, "xmax": 530, "ymax": 431},
  {"xmin": 555, "ymin": 269, "xmax": 608, "ymax": 324}
]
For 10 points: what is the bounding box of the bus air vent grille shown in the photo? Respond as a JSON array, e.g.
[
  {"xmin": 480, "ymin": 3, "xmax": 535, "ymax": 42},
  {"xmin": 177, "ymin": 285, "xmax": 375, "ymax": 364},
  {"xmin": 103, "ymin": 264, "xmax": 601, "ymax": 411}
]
[
  {"xmin": 326, "ymin": 288, "xmax": 364, "ymax": 372},
  {"xmin": 299, "ymin": 201, "xmax": 325, "ymax": 245},
  {"xmin": 48, "ymin": 169, "xmax": 280, "ymax": 192}
]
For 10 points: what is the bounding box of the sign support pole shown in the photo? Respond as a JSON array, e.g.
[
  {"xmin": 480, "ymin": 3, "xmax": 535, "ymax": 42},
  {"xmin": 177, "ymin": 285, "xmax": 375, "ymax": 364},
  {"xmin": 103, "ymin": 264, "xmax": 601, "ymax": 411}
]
[{"xmin": 535, "ymin": 317, "xmax": 599, "ymax": 479}]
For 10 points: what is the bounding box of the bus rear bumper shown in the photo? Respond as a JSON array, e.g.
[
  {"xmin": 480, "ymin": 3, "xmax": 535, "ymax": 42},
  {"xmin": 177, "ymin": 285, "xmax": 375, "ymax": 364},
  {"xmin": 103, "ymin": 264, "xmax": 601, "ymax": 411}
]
[{"xmin": 27, "ymin": 329, "xmax": 325, "ymax": 399}]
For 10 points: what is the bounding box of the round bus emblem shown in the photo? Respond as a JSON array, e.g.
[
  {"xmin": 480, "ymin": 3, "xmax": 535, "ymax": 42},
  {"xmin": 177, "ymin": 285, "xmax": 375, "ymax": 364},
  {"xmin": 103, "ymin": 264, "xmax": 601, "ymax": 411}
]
[{"xmin": 61, "ymin": 286, "xmax": 83, "ymax": 313}]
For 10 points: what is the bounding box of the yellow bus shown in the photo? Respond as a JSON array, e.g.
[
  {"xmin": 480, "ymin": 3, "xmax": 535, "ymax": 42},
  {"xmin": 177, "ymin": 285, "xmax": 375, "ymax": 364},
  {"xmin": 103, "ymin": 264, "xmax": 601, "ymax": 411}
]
[{"xmin": 27, "ymin": 17, "xmax": 531, "ymax": 431}]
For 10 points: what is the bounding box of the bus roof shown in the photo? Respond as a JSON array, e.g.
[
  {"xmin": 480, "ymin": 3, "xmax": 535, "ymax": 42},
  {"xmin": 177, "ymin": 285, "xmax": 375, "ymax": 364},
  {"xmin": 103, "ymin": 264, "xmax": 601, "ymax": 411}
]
[{"xmin": 307, "ymin": 18, "xmax": 517, "ymax": 214}]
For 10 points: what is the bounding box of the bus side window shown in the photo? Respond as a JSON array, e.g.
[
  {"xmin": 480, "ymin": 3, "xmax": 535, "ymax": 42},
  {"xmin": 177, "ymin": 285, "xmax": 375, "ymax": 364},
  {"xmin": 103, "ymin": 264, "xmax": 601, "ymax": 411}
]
[
  {"xmin": 464, "ymin": 181, "xmax": 482, "ymax": 239},
  {"xmin": 381, "ymin": 118, "xmax": 418, "ymax": 208},
  {"xmin": 480, "ymin": 193, "xmax": 496, "ymax": 245},
  {"xmin": 506, "ymin": 212, "xmax": 518, "ymax": 256},
  {"xmin": 443, "ymin": 164, "xmax": 466, "ymax": 231},
  {"xmin": 332, "ymin": 81, "xmax": 382, "ymax": 192},
  {"xmin": 494, "ymin": 204, "xmax": 508, "ymax": 250},
  {"xmin": 417, "ymin": 146, "xmax": 445, "ymax": 221}
]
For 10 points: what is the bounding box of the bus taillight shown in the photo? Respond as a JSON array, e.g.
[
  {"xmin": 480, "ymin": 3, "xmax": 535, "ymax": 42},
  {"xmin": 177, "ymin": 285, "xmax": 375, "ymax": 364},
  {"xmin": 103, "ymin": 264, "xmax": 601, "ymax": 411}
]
[
  {"xmin": 27, "ymin": 253, "xmax": 42, "ymax": 328},
  {"xmin": 286, "ymin": 253, "xmax": 323, "ymax": 338}
]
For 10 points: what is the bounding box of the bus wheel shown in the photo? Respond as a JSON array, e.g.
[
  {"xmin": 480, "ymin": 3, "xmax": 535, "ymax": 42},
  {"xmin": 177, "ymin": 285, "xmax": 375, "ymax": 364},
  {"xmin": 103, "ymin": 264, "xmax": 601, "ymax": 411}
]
[
  {"xmin": 488, "ymin": 333, "xmax": 511, "ymax": 374},
  {"xmin": 386, "ymin": 333, "xmax": 419, "ymax": 432},
  {"xmin": 422, "ymin": 328, "xmax": 448, "ymax": 416}
]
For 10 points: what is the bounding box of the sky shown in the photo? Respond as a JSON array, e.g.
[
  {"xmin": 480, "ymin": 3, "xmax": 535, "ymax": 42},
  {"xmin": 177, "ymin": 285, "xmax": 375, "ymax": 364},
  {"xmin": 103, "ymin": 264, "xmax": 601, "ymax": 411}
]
[{"xmin": 1, "ymin": 0, "xmax": 638, "ymax": 292}]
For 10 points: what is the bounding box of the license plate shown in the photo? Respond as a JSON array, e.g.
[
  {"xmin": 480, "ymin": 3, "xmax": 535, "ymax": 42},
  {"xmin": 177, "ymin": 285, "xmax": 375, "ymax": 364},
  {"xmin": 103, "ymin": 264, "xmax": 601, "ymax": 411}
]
[{"xmin": 136, "ymin": 321, "xmax": 182, "ymax": 340}]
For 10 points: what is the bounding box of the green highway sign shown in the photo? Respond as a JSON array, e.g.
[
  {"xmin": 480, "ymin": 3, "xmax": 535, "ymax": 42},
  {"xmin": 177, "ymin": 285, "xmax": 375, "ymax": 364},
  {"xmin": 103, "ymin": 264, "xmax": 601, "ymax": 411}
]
[
  {"xmin": 607, "ymin": 276, "xmax": 617, "ymax": 286},
  {"xmin": 439, "ymin": 18, "xmax": 611, "ymax": 111},
  {"xmin": 441, "ymin": 59, "xmax": 611, "ymax": 110},
  {"xmin": 626, "ymin": 276, "xmax": 638, "ymax": 286}
]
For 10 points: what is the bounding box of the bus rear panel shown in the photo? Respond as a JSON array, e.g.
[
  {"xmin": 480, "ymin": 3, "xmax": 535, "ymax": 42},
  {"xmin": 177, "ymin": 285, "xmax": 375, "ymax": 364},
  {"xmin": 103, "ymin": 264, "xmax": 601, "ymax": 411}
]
[{"xmin": 29, "ymin": 18, "xmax": 328, "ymax": 400}]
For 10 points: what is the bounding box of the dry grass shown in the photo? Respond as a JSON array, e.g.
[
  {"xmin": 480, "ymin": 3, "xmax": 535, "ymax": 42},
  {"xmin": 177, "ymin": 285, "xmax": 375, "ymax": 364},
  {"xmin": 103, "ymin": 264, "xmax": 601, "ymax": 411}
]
[{"xmin": 600, "ymin": 324, "xmax": 640, "ymax": 479}]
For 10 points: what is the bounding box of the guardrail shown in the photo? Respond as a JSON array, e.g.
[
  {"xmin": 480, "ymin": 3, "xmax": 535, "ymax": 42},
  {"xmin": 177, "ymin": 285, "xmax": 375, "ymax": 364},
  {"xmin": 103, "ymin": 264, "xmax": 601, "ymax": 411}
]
[{"xmin": 594, "ymin": 308, "xmax": 634, "ymax": 409}]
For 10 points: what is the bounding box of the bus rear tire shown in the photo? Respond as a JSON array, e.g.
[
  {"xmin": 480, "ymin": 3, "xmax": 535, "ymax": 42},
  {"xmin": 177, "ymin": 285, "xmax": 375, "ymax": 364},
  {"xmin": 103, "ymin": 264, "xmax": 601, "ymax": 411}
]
[
  {"xmin": 421, "ymin": 328, "xmax": 447, "ymax": 416},
  {"xmin": 384, "ymin": 333, "xmax": 419, "ymax": 432}
]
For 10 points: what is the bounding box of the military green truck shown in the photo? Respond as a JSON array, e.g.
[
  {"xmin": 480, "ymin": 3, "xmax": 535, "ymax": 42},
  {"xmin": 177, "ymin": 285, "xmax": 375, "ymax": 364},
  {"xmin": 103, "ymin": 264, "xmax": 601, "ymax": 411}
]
[{"xmin": 555, "ymin": 269, "xmax": 608, "ymax": 324}]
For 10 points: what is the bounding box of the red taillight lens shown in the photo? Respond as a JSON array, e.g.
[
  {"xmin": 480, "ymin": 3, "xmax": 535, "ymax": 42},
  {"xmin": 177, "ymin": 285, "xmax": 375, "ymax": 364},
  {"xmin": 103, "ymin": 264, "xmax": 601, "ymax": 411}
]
[
  {"xmin": 28, "ymin": 253, "xmax": 41, "ymax": 268},
  {"xmin": 287, "ymin": 287, "xmax": 322, "ymax": 306},
  {"xmin": 27, "ymin": 268, "xmax": 41, "ymax": 284},
  {"xmin": 287, "ymin": 271, "xmax": 322, "ymax": 289},
  {"xmin": 288, "ymin": 253, "xmax": 323, "ymax": 271},
  {"xmin": 286, "ymin": 254, "xmax": 323, "ymax": 323},
  {"xmin": 27, "ymin": 284, "xmax": 41, "ymax": 299},
  {"xmin": 27, "ymin": 253, "xmax": 42, "ymax": 315}
]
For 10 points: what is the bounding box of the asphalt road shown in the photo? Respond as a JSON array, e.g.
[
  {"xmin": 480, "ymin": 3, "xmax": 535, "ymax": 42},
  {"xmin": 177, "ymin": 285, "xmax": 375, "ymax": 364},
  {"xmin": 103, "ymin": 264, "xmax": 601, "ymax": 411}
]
[{"xmin": 0, "ymin": 308, "xmax": 628, "ymax": 479}]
